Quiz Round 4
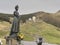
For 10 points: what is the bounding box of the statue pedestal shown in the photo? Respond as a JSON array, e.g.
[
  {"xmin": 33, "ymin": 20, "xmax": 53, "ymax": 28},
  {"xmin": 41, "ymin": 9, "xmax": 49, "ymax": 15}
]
[{"xmin": 5, "ymin": 35, "xmax": 21, "ymax": 45}]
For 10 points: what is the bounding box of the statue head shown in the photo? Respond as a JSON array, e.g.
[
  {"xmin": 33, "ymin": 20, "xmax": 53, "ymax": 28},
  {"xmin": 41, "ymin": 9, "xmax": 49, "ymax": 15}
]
[{"xmin": 15, "ymin": 5, "xmax": 19, "ymax": 11}]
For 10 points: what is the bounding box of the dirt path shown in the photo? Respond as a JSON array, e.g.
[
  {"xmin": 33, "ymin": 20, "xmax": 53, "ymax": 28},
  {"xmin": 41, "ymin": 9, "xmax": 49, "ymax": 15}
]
[
  {"xmin": 21, "ymin": 41, "xmax": 57, "ymax": 45},
  {"xmin": 0, "ymin": 39, "xmax": 57, "ymax": 45}
]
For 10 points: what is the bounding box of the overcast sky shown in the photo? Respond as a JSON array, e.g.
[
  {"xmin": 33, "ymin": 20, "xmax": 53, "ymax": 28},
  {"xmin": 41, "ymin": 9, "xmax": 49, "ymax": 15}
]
[{"xmin": 0, "ymin": 0, "xmax": 60, "ymax": 14}]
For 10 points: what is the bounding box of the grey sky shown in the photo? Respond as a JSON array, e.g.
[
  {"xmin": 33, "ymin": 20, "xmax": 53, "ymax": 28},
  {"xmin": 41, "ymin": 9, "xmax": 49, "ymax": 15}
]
[{"xmin": 0, "ymin": 0, "xmax": 60, "ymax": 14}]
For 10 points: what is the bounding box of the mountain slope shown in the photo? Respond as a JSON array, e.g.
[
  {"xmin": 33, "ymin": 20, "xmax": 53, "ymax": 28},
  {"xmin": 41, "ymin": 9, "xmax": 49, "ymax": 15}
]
[
  {"xmin": 20, "ymin": 21, "xmax": 60, "ymax": 44},
  {"xmin": 0, "ymin": 11, "xmax": 60, "ymax": 28},
  {"xmin": 0, "ymin": 11, "xmax": 60, "ymax": 44}
]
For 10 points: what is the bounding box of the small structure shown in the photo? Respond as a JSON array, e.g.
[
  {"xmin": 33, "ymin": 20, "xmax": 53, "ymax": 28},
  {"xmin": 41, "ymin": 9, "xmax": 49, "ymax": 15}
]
[
  {"xmin": 32, "ymin": 16, "xmax": 36, "ymax": 22},
  {"xmin": 29, "ymin": 18, "xmax": 32, "ymax": 21},
  {"xmin": 36, "ymin": 37, "xmax": 43, "ymax": 45}
]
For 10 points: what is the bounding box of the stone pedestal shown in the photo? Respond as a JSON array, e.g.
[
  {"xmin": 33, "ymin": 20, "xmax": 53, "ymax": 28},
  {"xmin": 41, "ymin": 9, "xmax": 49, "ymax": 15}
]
[{"xmin": 5, "ymin": 36, "xmax": 21, "ymax": 45}]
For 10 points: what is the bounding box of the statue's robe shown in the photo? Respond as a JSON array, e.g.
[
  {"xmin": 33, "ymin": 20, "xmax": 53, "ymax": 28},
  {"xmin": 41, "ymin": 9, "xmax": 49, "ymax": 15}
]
[{"xmin": 10, "ymin": 11, "xmax": 20, "ymax": 36}]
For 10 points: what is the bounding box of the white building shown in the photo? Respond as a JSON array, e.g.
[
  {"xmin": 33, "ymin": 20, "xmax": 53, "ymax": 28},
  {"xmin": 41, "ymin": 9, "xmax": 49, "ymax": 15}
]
[{"xmin": 32, "ymin": 16, "xmax": 36, "ymax": 22}]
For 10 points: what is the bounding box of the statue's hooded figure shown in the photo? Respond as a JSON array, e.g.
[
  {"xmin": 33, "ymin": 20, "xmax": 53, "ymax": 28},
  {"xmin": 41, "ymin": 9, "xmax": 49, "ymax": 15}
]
[{"xmin": 10, "ymin": 5, "xmax": 20, "ymax": 35}]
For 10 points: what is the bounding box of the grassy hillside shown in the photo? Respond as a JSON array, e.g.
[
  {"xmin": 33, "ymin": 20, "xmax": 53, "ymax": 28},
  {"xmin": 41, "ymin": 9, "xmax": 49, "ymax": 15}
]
[
  {"xmin": 0, "ymin": 21, "xmax": 10, "ymax": 38},
  {"xmin": 0, "ymin": 11, "xmax": 60, "ymax": 44},
  {"xmin": 1, "ymin": 11, "xmax": 60, "ymax": 28},
  {"xmin": 0, "ymin": 20, "xmax": 60, "ymax": 44},
  {"xmin": 21, "ymin": 11, "xmax": 60, "ymax": 28},
  {"xmin": 20, "ymin": 21, "xmax": 60, "ymax": 44}
]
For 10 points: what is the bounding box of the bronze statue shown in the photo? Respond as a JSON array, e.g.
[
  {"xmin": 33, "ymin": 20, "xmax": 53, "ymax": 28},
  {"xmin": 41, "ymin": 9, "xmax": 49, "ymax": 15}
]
[
  {"xmin": 5, "ymin": 5, "xmax": 21, "ymax": 45},
  {"xmin": 10, "ymin": 5, "xmax": 20, "ymax": 36}
]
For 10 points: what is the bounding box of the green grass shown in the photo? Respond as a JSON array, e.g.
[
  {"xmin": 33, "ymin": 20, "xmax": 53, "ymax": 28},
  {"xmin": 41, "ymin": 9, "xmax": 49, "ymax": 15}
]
[
  {"xmin": 0, "ymin": 21, "xmax": 10, "ymax": 38},
  {"xmin": 0, "ymin": 20, "xmax": 60, "ymax": 44},
  {"xmin": 20, "ymin": 21, "xmax": 60, "ymax": 44},
  {"xmin": 0, "ymin": 30, "xmax": 9, "ymax": 38}
]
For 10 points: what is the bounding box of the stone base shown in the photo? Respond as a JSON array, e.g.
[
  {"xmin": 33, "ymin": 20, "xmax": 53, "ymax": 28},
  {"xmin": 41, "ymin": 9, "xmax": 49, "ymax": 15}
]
[{"xmin": 5, "ymin": 36, "xmax": 21, "ymax": 45}]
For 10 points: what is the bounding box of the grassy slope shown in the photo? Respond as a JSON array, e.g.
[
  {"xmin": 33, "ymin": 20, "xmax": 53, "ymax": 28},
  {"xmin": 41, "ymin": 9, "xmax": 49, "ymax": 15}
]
[
  {"xmin": 0, "ymin": 21, "xmax": 10, "ymax": 38},
  {"xmin": 20, "ymin": 20, "xmax": 60, "ymax": 44},
  {"xmin": 0, "ymin": 20, "xmax": 60, "ymax": 44}
]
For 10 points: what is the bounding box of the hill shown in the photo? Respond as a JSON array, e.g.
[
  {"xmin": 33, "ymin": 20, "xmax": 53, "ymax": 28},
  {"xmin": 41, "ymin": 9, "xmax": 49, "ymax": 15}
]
[
  {"xmin": 1, "ymin": 11, "xmax": 60, "ymax": 28},
  {"xmin": 0, "ymin": 11, "xmax": 60, "ymax": 44},
  {"xmin": 22, "ymin": 11, "xmax": 60, "ymax": 28},
  {"xmin": 0, "ymin": 20, "xmax": 60, "ymax": 44},
  {"xmin": 20, "ymin": 21, "xmax": 60, "ymax": 44}
]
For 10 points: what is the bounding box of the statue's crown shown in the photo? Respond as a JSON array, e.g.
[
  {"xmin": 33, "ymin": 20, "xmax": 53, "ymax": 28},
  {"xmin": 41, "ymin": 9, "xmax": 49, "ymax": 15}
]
[{"xmin": 15, "ymin": 5, "xmax": 19, "ymax": 9}]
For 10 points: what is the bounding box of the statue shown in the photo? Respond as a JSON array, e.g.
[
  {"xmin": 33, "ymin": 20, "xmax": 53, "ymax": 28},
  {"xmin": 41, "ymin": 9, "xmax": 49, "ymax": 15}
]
[
  {"xmin": 5, "ymin": 5, "xmax": 21, "ymax": 45},
  {"xmin": 10, "ymin": 5, "xmax": 20, "ymax": 37}
]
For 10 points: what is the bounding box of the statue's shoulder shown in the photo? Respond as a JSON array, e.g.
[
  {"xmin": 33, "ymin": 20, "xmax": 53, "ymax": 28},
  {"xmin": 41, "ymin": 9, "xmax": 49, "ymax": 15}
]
[
  {"xmin": 14, "ymin": 11, "xmax": 16, "ymax": 13},
  {"xmin": 14, "ymin": 11, "xmax": 19, "ymax": 14},
  {"xmin": 14, "ymin": 11, "xmax": 19, "ymax": 15}
]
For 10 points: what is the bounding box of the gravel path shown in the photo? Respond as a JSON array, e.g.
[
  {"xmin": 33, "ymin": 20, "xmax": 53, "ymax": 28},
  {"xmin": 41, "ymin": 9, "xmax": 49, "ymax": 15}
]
[
  {"xmin": 21, "ymin": 41, "xmax": 57, "ymax": 45},
  {"xmin": 0, "ymin": 39, "xmax": 57, "ymax": 45}
]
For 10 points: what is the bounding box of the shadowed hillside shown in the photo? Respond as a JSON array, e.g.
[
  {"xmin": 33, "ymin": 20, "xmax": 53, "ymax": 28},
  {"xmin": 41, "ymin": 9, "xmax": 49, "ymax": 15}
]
[
  {"xmin": 21, "ymin": 11, "xmax": 60, "ymax": 28},
  {"xmin": 0, "ymin": 10, "xmax": 60, "ymax": 27},
  {"xmin": 0, "ymin": 13, "xmax": 13, "ymax": 23}
]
